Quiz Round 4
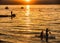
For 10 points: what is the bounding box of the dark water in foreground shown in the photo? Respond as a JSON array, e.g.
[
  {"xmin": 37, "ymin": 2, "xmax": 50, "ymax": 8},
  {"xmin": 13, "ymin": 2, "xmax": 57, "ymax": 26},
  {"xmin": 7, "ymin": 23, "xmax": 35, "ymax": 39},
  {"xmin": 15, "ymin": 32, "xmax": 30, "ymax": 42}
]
[{"xmin": 0, "ymin": 5, "xmax": 60, "ymax": 43}]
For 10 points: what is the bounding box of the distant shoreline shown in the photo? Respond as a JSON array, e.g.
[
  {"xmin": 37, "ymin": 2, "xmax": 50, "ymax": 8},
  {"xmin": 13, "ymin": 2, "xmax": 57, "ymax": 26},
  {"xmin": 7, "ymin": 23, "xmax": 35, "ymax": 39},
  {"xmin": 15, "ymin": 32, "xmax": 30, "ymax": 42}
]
[{"xmin": 0, "ymin": 4, "xmax": 60, "ymax": 5}]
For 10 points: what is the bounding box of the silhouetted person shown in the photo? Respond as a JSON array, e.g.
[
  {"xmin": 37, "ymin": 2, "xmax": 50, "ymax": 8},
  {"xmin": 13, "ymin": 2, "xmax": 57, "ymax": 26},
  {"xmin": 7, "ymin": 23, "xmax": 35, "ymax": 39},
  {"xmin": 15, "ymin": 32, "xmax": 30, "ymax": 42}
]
[
  {"xmin": 45, "ymin": 28, "xmax": 49, "ymax": 42},
  {"xmin": 40, "ymin": 30, "xmax": 44, "ymax": 40},
  {"xmin": 11, "ymin": 11, "xmax": 13, "ymax": 15},
  {"xmin": 11, "ymin": 11, "xmax": 15, "ymax": 19}
]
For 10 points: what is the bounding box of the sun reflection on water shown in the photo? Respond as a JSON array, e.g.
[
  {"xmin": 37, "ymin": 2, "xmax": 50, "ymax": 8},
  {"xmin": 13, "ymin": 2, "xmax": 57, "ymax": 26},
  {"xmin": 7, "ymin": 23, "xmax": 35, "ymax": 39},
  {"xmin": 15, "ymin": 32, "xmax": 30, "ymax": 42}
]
[
  {"xmin": 26, "ymin": 5, "xmax": 30, "ymax": 16},
  {"xmin": 25, "ymin": 5, "xmax": 31, "ymax": 31},
  {"xmin": 25, "ymin": 5, "xmax": 30, "ymax": 24}
]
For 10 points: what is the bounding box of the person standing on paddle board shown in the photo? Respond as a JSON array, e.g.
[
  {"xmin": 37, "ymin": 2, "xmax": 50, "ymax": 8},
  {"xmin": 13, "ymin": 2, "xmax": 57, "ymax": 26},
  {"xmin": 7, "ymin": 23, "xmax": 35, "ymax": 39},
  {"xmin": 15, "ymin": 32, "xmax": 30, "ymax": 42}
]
[
  {"xmin": 40, "ymin": 30, "xmax": 44, "ymax": 40},
  {"xmin": 45, "ymin": 28, "xmax": 50, "ymax": 42}
]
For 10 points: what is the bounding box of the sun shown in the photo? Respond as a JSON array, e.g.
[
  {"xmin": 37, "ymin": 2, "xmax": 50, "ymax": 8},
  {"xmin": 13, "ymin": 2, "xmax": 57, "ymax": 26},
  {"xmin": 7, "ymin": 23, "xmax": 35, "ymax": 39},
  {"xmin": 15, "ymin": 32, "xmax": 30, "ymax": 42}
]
[{"xmin": 25, "ymin": 0, "xmax": 31, "ymax": 2}]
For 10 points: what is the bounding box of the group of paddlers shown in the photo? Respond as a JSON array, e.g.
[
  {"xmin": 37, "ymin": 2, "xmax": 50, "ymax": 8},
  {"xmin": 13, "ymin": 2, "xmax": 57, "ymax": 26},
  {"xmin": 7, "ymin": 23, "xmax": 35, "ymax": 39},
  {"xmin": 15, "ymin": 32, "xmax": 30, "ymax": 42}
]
[{"xmin": 40, "ymin": 28, "xmax": 51, "ymax": 42}]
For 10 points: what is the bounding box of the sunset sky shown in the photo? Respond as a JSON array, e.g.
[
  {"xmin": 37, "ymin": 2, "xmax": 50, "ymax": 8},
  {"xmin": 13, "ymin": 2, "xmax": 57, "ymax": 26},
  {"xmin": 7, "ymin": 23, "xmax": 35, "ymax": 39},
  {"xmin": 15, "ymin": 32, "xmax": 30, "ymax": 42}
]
[{"xmin": 0, "ymin": 0, "xmax": 60, "ymax": 5}]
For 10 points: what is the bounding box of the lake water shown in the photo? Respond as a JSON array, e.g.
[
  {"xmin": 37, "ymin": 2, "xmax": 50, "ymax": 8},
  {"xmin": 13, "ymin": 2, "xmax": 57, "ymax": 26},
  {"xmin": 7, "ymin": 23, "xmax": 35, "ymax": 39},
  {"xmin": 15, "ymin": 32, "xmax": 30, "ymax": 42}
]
[{"xmin": 0, "ymin": 5, "xmax": 60, "ymax": 43}]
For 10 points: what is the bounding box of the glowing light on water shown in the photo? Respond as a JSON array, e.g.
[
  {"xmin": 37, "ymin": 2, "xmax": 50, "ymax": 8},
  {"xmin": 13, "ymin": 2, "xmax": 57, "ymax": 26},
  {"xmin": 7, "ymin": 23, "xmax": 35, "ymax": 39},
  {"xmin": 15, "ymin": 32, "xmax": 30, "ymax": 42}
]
[
  {"xmin": 25, "ymin": 5, "xmax": 31, "ymax": 30},
  {"xmin": 25, "ymin": 5, "xmax": 30, "ymax": 24},
  {"xmin": 26, "ymin": 5, "xmax": 30, "ymax": 16}
]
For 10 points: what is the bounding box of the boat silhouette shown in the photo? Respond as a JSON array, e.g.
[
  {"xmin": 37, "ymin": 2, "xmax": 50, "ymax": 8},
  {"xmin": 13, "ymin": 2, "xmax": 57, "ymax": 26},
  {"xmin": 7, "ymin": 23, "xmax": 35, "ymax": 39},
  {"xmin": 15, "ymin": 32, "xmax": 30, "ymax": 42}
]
[{"xmin": 0, "ymin": 11, "xmax": 16, "ymax": 19}]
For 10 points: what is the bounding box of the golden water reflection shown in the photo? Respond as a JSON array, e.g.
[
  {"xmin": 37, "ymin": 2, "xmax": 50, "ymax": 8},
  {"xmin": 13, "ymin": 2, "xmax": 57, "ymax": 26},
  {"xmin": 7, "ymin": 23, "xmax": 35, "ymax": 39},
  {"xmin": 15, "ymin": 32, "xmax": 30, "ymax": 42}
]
[
  {"xmin": 25, "ymin": 5, "xmax": 30, "ymax": 16},
  {"xmin": 25, "ymin": 5, "xmax": 31, "ymax": 31}
]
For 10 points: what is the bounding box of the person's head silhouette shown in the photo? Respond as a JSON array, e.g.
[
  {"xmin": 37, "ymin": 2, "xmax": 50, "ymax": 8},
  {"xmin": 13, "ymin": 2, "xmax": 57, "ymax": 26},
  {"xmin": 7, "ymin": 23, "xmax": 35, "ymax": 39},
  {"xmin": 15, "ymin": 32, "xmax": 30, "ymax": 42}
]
[{"xmin": 46, "ymin": 28, "xmax": 48, "ymax": 30}]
